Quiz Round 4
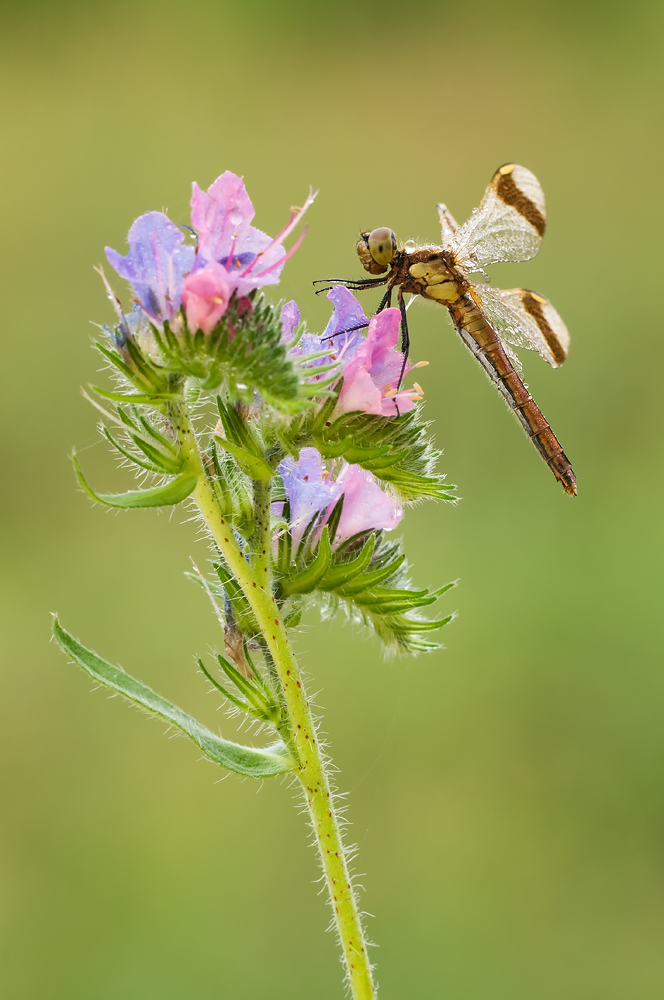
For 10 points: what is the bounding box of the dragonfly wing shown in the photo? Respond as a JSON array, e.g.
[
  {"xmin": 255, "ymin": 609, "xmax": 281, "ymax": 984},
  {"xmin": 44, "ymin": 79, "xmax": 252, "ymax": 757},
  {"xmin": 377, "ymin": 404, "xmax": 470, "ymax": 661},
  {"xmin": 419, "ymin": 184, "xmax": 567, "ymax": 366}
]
[
  {"xmin": 451, "ymin": 164, "xmax": 547, "ymax": 270},
  {"xmin": 437, "ymin": 202, "xmax": 459, "ymax": 245},
  {"xmin": 473, "ymin": 283, "xmax": 570, "ymax": 368}
]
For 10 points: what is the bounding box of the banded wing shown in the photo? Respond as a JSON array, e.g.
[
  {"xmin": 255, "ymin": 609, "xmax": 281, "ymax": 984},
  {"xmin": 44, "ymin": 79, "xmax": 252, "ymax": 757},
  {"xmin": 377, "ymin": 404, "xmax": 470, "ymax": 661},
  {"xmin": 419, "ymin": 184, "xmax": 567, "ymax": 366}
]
[
  {"xmin": 451, "ymin": 164, "xmax": 547, "ymax": 271},
  {"xmin": 472, "ymin": 283, "xmax": 570, "ymax": 369}
]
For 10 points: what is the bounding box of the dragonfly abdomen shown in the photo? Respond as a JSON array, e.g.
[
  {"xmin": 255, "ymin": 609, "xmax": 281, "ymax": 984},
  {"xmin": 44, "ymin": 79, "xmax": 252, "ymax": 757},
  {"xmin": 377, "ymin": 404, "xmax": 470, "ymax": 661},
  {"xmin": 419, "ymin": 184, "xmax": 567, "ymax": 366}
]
[{"xmin": 452, "ymin": 295, "xmax": 577, "ymax": 495}]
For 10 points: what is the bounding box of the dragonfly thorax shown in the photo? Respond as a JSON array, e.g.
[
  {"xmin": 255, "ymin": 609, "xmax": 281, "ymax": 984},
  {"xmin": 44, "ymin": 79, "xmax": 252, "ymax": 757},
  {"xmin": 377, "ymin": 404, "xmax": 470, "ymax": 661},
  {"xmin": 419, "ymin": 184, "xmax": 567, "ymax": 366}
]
[{"xmin": 390, "ymin": 248, "xmax": 466, "ymax": 304}]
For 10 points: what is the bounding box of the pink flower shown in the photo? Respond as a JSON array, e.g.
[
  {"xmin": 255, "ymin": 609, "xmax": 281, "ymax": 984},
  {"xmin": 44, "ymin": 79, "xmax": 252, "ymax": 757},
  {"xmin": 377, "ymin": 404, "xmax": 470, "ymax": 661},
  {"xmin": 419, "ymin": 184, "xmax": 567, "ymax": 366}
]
[
  {"xmin": 336, "ymin": 308, "xmax": 422, "ymax": 417},
  {"xmin": 181, "ymin": 261, "xmax": 232, "ymax": 333},
  {"xmin": 331, "ymin": 464, "xmax": 402, "ymax": 544},
  {"xmin": 191, "ymin": 171, "xmax": 316, "ymax": 297}
]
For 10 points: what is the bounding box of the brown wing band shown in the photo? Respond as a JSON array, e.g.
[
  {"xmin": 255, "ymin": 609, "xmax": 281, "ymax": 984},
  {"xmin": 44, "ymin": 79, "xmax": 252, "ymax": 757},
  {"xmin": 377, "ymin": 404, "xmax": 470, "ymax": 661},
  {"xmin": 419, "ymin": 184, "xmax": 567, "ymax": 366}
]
[
  {"xmin": 495, "ymin": 172, "xmax": 546, "ymax": 237},
  {"xmin": 521, "ymin": 291, "xmax": 567, "ymax": 365}
]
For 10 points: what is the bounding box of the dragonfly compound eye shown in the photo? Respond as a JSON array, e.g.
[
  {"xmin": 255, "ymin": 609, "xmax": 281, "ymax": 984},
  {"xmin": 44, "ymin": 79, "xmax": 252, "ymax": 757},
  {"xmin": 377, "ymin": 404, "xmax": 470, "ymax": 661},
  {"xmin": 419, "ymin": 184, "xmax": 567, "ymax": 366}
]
[
  {"xmin": 356, "ymin": 228, "xmax": 397, "ymax": 274},
  {"xmin": 368, "ymin": 227, "xmax": 397, "ymax": 266}
]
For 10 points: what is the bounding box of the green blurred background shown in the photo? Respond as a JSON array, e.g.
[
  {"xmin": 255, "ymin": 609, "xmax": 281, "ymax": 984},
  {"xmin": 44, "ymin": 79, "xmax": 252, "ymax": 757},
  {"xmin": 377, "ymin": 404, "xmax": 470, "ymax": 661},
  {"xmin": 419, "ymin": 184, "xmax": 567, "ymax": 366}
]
[{"xmin": 1, "ymin": 0, "xmax": 663, "ymax": 996}]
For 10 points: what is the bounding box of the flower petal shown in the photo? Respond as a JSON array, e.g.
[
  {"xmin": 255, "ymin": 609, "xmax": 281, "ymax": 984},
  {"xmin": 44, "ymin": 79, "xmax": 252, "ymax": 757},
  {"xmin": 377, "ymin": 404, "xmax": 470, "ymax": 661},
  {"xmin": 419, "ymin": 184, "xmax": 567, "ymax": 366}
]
[
  {"xmin": 280, "ymin": 300, "xmax": 301, "ymax": 342},
  {"xmin": 338, "ymin": 366, "xmax": 384, "ymax": 415},
  {"xmin": 320, "ymin": 287, "xmax": 369, "ymax": 363},
  {"xmin": 105, "ymin": 211, "xmax": 195, "ymax": 325},
  {"xmin": 279, "ymin": 448, "xmax": 343, "ymax": 548},
  {"xmin": 191, "ymin": 172, "xmax": 256, "ymax": 262},
  {"xmin": 191, "ymin": 171, "xmax": 286, "ymax": 291},
  {"xmin": 333, "ymin": 465, "xmax": 402, "ymax": 544},
  {"xmin": 182, "ymin": 261, "xmax": 232, "ymax": 333}
]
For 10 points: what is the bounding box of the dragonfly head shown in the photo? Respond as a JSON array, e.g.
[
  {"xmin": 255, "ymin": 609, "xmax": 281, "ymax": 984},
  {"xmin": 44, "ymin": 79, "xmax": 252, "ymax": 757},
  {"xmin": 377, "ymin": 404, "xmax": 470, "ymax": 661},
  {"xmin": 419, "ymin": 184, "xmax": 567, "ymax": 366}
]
[{"xmin": 356, "ymin": 227, "xmax": 397, "ymax": 274}]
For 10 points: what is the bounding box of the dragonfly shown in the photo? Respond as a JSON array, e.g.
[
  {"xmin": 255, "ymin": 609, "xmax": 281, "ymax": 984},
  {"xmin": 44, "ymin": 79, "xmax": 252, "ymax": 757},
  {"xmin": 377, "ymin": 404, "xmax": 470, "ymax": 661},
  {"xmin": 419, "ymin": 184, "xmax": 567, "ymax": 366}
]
[{"xmin": 315, "ymin": 164, "xmax": 576, "ymax": 496}]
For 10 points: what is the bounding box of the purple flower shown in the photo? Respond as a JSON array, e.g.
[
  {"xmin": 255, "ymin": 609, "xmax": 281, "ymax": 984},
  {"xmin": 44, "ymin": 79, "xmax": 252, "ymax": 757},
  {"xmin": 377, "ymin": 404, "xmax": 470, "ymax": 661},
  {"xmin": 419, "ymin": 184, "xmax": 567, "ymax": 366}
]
[
  {"xmin": 319, "ymin": 286, "xmax": 369, "ymax": 365},
  {"xmin": 277, "ymin": 448, "xmax": 343, "ymax": 548},
  {"xmin": 275, "ymin": 447, "xmax": 402, "ymax": 550},
  {"xmin": 336, "ymin": 308, "xmax": 423, "ymax": 417},
  {"xmin": 105, "ymin": 212, "xmax": 195, "ymax": 326},
  {"xmin": 280, "ymin": 300, "xmax": 301, "ymax": 342},
  {"xmin": 281, "ymin": 287, "xmax": 368, "ymax": 390}
]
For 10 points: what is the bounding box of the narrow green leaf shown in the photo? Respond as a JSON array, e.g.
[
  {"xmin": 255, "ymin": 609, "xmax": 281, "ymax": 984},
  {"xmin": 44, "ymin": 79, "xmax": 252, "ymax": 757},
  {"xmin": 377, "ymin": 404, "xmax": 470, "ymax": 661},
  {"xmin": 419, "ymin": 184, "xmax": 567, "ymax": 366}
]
[
  {"xmin": 129, "ymin": 434, "xmax": 184, "ymax": 474},
  {"xmin": 319, "ymin": 534, "xmax": 375, "ymax": 591},
  {"xmin": 298, "ymin": 363, "xmax": 340, "ymax": 378},
  {"xmin": 394, "ymin": 614, "xmax": 455, "ymax": 632},
  {"xmin": 91, "ymin": 385, "xmax": 176, "ymax": 404},
  {"xmin": 343, "ymin": 444, "xmax": 393, "ymax": 464},
  {"xmin": 336, "ymin": 555, "xmax": 405, "ymax": 596},
  {"xmin": 53, "ymin": 619, "xmax": 295, "ymax": 778},
  {"xmin": 197, "ymin": 659, "xmax": 253, "ymax": 716},
  {"xmin": 358, "ymin": 596, "xmax": 438, "ymax": 615},
  {"xmin": 281, "ymin": 526, "xmax": 332, "ymax": 596},
  {"xmin": 137, "ymin": 414, "xmax": 179, "ymax": 450},
  {"xmin": 360, "ymin": 587, "xmax": 430, "ymax": 603},
  {"xmin": 72, "ymin": 452, "xmax": 197, "ymax": 508},
  {"xmin": 213, "ymin": 563, "xmax": 260, "ymax": 637},
  {"xmin": 95, "ymin": 342, "xmax": 143, "ymax": 384},
  {"xmin": 325, "ymin": 494, "xmax": 345, "ymax": 546},
  {"xmin": 213, "ymin": 436, "xmax": 273, "ymax": 481},
  {"xmin": 317, "ymin": 436, "xmax": 353, "ymax": 459},
  {"xmin": 102, "ymin": 427, "xmax": 165, "ymax": 475},
  {"xmin": 215, "ymin": 653, "xmax": 280, "ymax": 724},
  {"xmin": 309, "ymin": 392, "xmax": 338, "ymax": 431}
]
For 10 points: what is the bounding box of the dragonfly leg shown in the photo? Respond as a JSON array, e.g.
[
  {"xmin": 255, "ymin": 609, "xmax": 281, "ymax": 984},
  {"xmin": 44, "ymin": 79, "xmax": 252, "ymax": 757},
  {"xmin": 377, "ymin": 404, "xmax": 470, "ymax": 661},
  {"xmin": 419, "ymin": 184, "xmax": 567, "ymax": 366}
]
[
  {"xmin": 325, "ymin": 321, "xmax": 369, "ymax": 341},
  {"xmin": 327, "ymin": 285, "xmax": 394, "ymax": 344},
  {"xmin": 313, "ymin": 277, "xmax": 388, "ymax": 296},
  {"xmin": 396, "ymin": 288, "xmax": 410, "ymax": 389},
  {"xmin": 375, "ymin": 287, "xmax": 392, "ymax": 313}
]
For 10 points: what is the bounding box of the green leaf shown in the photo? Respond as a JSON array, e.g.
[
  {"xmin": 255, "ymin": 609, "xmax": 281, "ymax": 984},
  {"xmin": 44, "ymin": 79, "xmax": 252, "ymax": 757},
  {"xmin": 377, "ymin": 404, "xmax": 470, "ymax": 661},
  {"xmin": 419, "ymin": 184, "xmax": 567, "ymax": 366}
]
[
  {"xmin": 319, "ymin": 534, "xmax": 375, "ymax": 590},
  {"xmin": 335, "ymin": 554, "xmax": 405, "ymax": 596},
  {"xmin": 128, "ymin": 434, "xmax": 184, "ymax": 475},
  {"xmin": 215, "ymin": 396, "xmax": 263, "ymax": 454},
  {"xmin": 92, "ymin": 387, "xmax": 176, "ymax": 404},
  {"xmin": 102, "ymin": 427, "xmax": 166, "ymax": 475},
  {"xmin": 213, "ymin": 653, "xmax": 280, "ymax": 724},
  {"xmin": 197, "ymin": 659, "xmax": 252, "ymax": 716},
  {"xmin": 281, "ymin": 526, "xmax": 332, "ymax": 595},
  {"xmin": 285, "ymin": 401, "xmax": 456, "ymax": 504},
  {"xmin": 213, "ymin": 563, "xmax": 260, "ymax": 637},
  {"xmin": 53, "ymin": 619, "xmax": 294, "ymax": 778},
  {"xmin": 313, "ymin": 531, "xmax": 456, "ymax": 654},
  {"xmin": 213, "ymin": 436, "xmax": 273, "ymax": 481},
  {"xmin": 72, "ymin": 452, "xmax": 197, "ymax": 508}
]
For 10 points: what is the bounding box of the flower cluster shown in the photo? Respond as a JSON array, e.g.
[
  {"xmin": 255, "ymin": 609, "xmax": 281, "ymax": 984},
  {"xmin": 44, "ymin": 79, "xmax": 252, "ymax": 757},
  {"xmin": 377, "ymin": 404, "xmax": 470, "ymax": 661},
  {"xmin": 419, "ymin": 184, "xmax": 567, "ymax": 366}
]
[
  {"xmin": 85, "ymin": 168, "xmax": 451, "ymax": 656},
  {"xmin": 105, "ymin": 171, "xmax": 316, "ymax": 333}
]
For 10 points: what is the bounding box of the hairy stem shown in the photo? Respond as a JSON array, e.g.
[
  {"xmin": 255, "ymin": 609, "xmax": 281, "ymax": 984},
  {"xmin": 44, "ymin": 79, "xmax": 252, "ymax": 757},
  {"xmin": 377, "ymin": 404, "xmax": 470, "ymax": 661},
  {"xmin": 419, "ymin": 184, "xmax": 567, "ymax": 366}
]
[{"xmin": 171, "ymin": 397, "xmax": 376, "ymax": 999}]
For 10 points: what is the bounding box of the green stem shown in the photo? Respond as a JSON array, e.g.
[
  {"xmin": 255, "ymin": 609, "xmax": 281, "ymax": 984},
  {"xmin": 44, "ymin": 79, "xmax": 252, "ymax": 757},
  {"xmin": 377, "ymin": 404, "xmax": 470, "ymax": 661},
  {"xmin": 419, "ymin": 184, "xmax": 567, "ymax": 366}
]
[{"xmin": 170, "ymin": 398, "xmax": 376, "ymax": 999}]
